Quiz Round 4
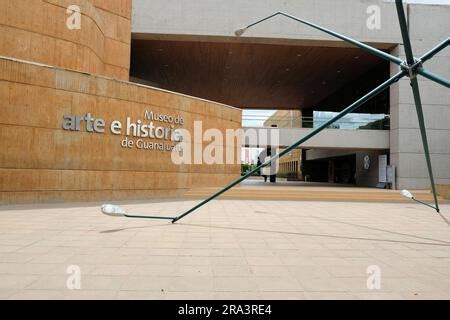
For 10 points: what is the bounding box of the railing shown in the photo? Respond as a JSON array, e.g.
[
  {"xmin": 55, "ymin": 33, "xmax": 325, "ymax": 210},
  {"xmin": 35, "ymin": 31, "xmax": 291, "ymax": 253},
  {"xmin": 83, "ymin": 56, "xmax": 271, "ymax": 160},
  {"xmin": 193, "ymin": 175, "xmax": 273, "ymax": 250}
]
[
  {"xmin": 242, "ymin": 113, "xmax": 390, "ymax": 130},
  {"xmin": 303, "ymin": 116, "xmax": 390, "ymax": 130}
]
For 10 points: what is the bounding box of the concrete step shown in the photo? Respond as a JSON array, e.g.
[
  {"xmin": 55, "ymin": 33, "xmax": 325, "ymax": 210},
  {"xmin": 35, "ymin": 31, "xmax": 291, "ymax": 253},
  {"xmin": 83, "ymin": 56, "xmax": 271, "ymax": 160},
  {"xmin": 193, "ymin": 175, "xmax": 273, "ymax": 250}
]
[{"xmin": 182, "ymin": 187, "xmax": 442, "ymax": 203}]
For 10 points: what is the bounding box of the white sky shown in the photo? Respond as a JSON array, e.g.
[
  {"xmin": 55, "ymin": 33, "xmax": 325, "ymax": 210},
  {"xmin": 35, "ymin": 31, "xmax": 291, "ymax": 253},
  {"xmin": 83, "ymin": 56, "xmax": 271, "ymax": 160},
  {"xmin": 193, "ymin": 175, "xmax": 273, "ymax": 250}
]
[
  {"xmin": 395, "ymin": 0, "xmax": 450, "ymax": 4},
  {"xmin": 242, "ymin": 109, "xmax": 276, "ymax": 127}
]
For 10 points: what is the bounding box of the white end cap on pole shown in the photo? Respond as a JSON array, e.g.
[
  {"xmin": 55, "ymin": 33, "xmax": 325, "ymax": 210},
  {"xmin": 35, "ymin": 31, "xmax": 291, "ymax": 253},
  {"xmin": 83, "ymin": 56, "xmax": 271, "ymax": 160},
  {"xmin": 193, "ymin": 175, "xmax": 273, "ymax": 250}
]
[
  {"xmin": 401, "ymin": 189, "xmax": 414, "ymax": 199},
  {"xmin": 101, "ymin": 204, "xmax": 126, "ymax": 217}
]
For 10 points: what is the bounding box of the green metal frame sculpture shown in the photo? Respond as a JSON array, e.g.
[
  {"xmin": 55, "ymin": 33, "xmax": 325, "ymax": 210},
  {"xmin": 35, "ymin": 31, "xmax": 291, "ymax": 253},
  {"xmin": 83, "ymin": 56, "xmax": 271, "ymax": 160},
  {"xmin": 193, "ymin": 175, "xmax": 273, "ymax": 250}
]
[{"xmin": 104, "ymin": 0, "xmax": 449, "ymax": 224}]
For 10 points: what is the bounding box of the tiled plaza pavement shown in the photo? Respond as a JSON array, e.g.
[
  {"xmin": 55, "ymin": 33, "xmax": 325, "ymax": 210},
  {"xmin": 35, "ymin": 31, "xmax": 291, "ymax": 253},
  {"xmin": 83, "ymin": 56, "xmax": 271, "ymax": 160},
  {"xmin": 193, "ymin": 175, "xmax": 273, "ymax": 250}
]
[{"xmin": 0, "ymin": 200, "xmax": 450, "ymax": 300}]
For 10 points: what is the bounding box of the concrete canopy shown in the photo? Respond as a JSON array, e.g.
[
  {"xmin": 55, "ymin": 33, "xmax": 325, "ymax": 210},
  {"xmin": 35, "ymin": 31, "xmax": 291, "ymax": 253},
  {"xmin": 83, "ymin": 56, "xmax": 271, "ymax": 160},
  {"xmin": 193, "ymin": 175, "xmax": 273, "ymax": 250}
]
[{"xmin": 130, "ymin": 38, "xmax": 391, "ymax": 110}]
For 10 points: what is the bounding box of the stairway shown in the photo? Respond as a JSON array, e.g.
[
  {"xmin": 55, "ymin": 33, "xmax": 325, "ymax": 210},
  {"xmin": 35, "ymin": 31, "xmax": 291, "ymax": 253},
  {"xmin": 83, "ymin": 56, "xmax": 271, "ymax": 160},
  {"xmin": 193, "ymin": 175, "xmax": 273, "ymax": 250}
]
[{"xmin": 182, "ymin": 185, "xmax": 443, "ymax": 203}]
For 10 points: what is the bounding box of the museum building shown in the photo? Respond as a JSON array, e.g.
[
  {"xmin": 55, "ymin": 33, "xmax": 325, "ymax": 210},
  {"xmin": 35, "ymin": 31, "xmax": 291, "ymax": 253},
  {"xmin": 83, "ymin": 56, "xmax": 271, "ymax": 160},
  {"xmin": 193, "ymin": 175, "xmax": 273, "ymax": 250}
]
[{"xmin": 1, "ymin": 0, "xmax": 449, "ymax": 204}]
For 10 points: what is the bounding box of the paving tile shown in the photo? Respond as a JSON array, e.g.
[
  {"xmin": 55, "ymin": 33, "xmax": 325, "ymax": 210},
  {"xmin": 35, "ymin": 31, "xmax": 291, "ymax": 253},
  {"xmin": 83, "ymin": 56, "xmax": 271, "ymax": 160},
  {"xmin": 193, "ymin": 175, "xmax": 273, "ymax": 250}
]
[
  {"xmin": 173, "ymin": 265, "xmax": 213, "ymax": 277},
  {"xmin": 9, "ymin": 290, "xmax": 65, "ymax": 300},
  {"xmin": 355, "ymin": 292, "xmax": 404, "ymax": 300},
  {"xmin": 164, "ymin": 291, "xmax": 215, "ymax": 300},
  {"xmin": 255, "ymin": 277, "xmax": 303, "ymax": 292},
  {"xmin": 246, "ymin": 257, "xmax": 284, "ymax": 266},
  {"xmin": 0, "ymin": 200, "xmax": 450, "ymax": 299},
  {"xmin": 214, "ymin": 277, "xmax": 258, "ymax": 292},
  {"xmin": 287, "ymin": 266, "xmax": 331, "ymax": 279},
  {"xmin": 133, "ymin": 265, "xmax": 176, "ymax": 276},
  {"xmin": 167, "ymin": 276, "xmax": 214, "ymax": 292},
  {"xmin": 25, "ymin": 275, "xmax": 67, "ymax": 290},
  {"xmin": 0, "ymin": 275, "xmax": 39, "ymax": 289},
  {"xmin": 89, "ymin": 265, "xmax": 135, "ymax": 276},
  {"xmin": 211, "ymin": 266, "xmax": 252, "ymax": 277},
  {"xmin": 297, "ymin": 277, "xmax": 347, "ymax": 292},
  {"xmin": 120, "ymin": 276, "xmax": 170, "ymax": 292},
  {"xmin": 0, "ymin": 263, "xmax": 61, "ymax": 275},
  {"xmin": 116, "ymin": 290, "xmax": 165, "ymax": 299},
  {"xmin": 305, "ymin": 292, "xmax": 358, "ymax": 300},
  {"xmin": 80, "ymin": 276, "xmax": 124, "ymax": 291},
  {"xmin": 213, "ymin": 292, "xmax": 260, "ymax": 299}
]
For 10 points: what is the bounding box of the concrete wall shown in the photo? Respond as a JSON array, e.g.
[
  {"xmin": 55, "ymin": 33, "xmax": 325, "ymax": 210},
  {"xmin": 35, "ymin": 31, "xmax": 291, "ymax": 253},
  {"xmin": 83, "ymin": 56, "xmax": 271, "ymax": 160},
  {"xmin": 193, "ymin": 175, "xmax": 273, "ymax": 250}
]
[
  {"xmin": 0, "ymin": 57, "xmax": 241, "ymax": 204},
  {"xmin": 304, "ymin": 149, "xmax": 388, "ymax": 187},
  {"xmin": 244, "ymin": 127, "xmax": 390, "ymax": 150},
  {"xmin": 132, "ymin": 0, "xmax": 401, "ymax": 47},
  {"xmin": 389, "ymin": 4, "xmax": 450, "ymax": 189},
  {"xmin": 264, "ymin": 110, "xmax": 302, "ymax": 128},
  {"xmin": 277, "ymin": 148, "xmax": 302, "ymax": 179},
  {"xmin": 355, "ymin": 150, "xmax": 387, "ymax": 187},
  {"xmin": 0, "ymin": 0, "xmax": 132, "ymax": 80}
]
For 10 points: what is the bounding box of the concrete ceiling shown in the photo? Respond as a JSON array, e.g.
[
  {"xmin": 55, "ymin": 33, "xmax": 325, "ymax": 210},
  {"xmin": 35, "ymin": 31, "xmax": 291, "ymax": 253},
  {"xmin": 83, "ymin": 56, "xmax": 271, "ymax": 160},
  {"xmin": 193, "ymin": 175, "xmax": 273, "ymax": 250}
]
[{"xmin": 130, "ymin": 39, "xmax": 388, "ymax": 110}]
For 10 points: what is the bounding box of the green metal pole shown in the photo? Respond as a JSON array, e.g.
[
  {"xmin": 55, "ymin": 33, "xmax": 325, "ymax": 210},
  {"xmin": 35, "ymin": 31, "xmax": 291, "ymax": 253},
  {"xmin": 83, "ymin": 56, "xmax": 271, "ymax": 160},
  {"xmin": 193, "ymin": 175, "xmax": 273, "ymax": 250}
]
[
  {"xmin": 417, "ymin": 38, "xmax": 450, "ymax": 88},
  {"xmin": 277, "ymin": 12, "xmax": 405, "ymax": 66},
  {"xmin": 395, "ymin": 0, "xmax": 440, "ymax": 213},
  {"xmin": 125, "ymin": 215, "xmax": 177, "ymax": 220},
  {"xmin": 238, "ymin": 11, "xmax": 449, "ymax": 89},
  {"xmin": 417, "ymin": 68, "xmax": 450, "ymax": 89},
  {"xmin": 172, "ymin": 71, "xmax": 407, "ymax": 223},
  {"xmin": 409, "ymin": 78, "xmax": 440, "ymax": 213},
  {"xmin": 395, "ymin": 0, "xmax": 415, "ymax": 64},
  {"xmin": 412, "ymin": 197, "xmax": 440, "ymax": 211},
  {"xmin": 419, "ymin": 37, "xmax": 450, "ymax": 63},
  {"xmin": 412, "ymin": 196, "xmax": 449, "ymax": 225},
  {"xmin": 237, "ymin": 11, "xmax": 404, "ymax": 66}
]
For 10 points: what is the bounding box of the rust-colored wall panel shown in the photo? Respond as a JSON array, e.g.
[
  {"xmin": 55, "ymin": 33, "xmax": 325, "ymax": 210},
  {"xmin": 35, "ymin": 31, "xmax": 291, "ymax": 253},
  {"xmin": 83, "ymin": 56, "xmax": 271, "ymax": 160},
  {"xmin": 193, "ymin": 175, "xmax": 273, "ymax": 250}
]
[
  {"xmin": 0, "ymin": 0, "xmax": 131, "ymax": 80},
  {"xmin": 0, "ymin": 57, "xmax": 242, "ymax": 204},
  {"xmin": 437, "ymin": 185, "xmax": 450, "ymax": 200}
]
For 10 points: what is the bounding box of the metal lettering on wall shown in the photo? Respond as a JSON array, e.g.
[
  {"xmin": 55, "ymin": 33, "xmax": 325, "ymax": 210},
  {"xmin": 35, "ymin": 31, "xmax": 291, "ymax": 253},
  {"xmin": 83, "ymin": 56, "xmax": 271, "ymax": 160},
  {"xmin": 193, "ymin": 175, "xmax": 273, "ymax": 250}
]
[{"xmin": 62, "ymin": 110, "xmax": 185, "ymax": 152}]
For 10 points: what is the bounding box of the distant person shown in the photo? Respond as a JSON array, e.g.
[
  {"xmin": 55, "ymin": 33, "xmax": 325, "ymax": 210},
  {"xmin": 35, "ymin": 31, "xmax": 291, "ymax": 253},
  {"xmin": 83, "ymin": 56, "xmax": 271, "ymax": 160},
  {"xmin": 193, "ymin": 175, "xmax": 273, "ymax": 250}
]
[
  {"xmin": 257, "ymin": 158, "xmax": 262, "ymax": 176},
  {"xmin": 261, "ymin": 156, "xmax": 271, "ymax": 182}
]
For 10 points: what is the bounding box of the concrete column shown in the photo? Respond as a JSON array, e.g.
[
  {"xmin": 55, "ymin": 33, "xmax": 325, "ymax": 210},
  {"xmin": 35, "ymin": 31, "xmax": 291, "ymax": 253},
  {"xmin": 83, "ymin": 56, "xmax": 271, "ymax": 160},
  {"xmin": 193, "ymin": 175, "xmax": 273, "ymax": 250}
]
[{"xmin": 390, "ymin": 4, "xmax": 450, "ymax": 190}]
